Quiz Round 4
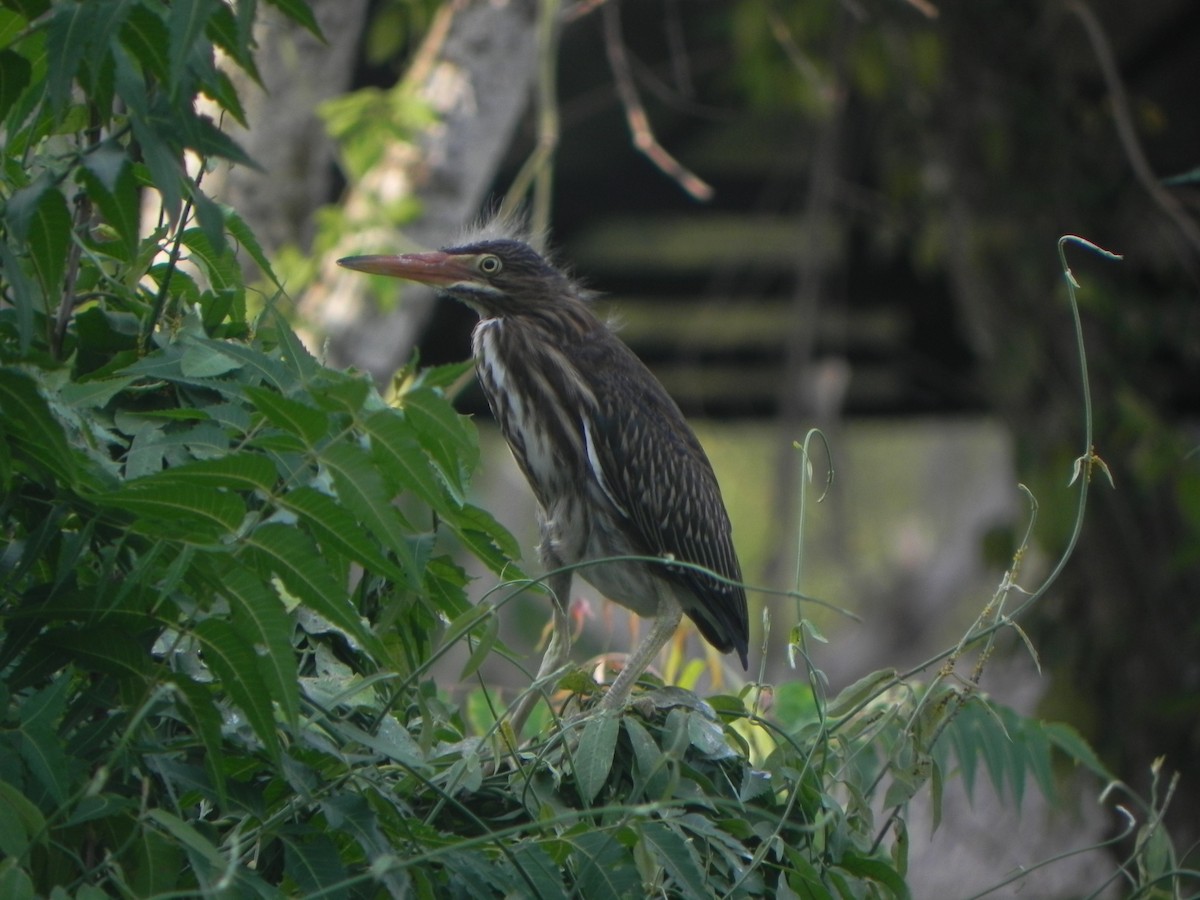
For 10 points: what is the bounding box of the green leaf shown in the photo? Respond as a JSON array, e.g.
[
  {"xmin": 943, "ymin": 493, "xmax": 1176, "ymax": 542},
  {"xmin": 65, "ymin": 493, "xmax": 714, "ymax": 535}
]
[
  {"xmin": 279, "ymin": 485, "xmax": 411, "ymax": 586},
  {"xmin": 401, "ymin": 386, "xmax": 477, "ymax": 501},
  {"xmin": 322, "ymin": 441, "xmax": 416, "ymax": 565},
  {"xmin": 60, "ymin": 375, "xmax": 135, "ymax": 409},
  {"xmin": 624, "ymin": 716, "xmax": 668, "ymax": 799},
  {"xmin": 416, "ymin": 358, "xmax": 476, "ymax": 390},
  {"xmin": 1042, "ymin": 720, "xmax": 1115, "ymax": 781},
  {"xmin": 0, "ymin": 369, "xmax": 80, "ymax": 487},
  {"xmin": 181, "ymin": 226, "xmax": 241, "ymax": 305},
  {"xmin": 190, "ymin": 186, "xmax": 229, "ymax": 261},
  {"xmin": 79, "ymin": 142, "xmax": 139, "ymax": 261},
  {"xmin": 16, "ymin": 718, "xmax": 72, "ymax": 806},
  {"xmin": 241, "ymin": 523, "xmax": 379, "ymax": 654},
  {"xmin": 246, "ymin": 386, "xmax": 330, "ymax": 447},
  {"xmin": 510, "ymin": 842, "xmax": 567, "ymax": 900},
  {"xmin": 166, "ymin": 673, "xmax": 227, "ymax": 806},
  {"xmin": 318, "ymin": 794, "xmax": 409, "ymax": 897},
  {"xmin": 282, "ymin": 834, "xmax": 347, "ymax": 899},
  {"xmin": 40, "ymin": 627, "xmax": 152, "ymax": 682},
  {"xmin": 837, "ymin": 851, "xmax": 911, "ymax": 900},
  {"xmin": 229, "ymin": 209, "xmax": 283, "ymax": 289},
  {"xmin": 0, "ymin": 781, "xmax": 46, "ymax": 859},
  {"xmin": 826, "ymin": 668, "xmax": 897, "ymax": 719},
  {"xmin": 574, "ymin": 711, "xmax": 620, "ymax": 804},
  {"xmin": 205, "ymin": 559, "xmax": 299, "ymax": 726},
  {"xmin": 571, "ymin": 831, "xmax": 640, "ymax": 900},
  {"xmin": 180, "ymin": 340, "xmax": 243, "ymax": 378},
  {"xmin": 641, "ymin": 821, "xmax": 708, "ymax": 897},
  {"xmin": 22, "ymin": 184, "xmax": 72, "ymax": 296},
  {"xmin": 446, "ymin": 504, "xmax": 524, "ymax": 577},
  {"xmin": 263, "ymin": 0, "xmax": 323, "ymax": 37},
  {"xmin": 119, "ymin": 2, "xmax": 170, "ymax": 85},
  {"xmin": 43, "ymin": 0, "xmax": 89, "ymax": 111},
  {"xmin": 204, "ymin": 2, "xmax": 259, "ymax": 84},
  {"xmin": 0, "ymin": 48, "xmax": 31, "ymax": 121},
  {"xmin": 203, "ymin": 340, "xmax": 290, "ymax": 389},
  {"xmin": 96, "ymin": 482, "xmax": 245, "ymax": 537},
  {"xmin": 167, "ymin": 0, "xmax": 216, "ymax": 99},
  {"xmin": 329, "ymin": 717, "xmax": 427, "ymax": 770},
  {"xmin": 193, "ymin": 616, "xmax": 281, "ymax": 759},
  {"xmin": 309, "ymin": 370, "xmax": 370, "ymax": 414},
  {"xmin": 363, "ymin": 408, "xmax": 449, "ymax": 512},
  {"xmin": 180, "ymin": 108, "xmax": 256, "ymax": 166},
  {"xmin": 0, "ymin": 244, "xmax": 37, "ymax": 353},
  {"xmin": 146, "ymin": 808, "xmax": 227, "ymax": 880},
  {"xmin": 143, "ymin": 452, "xmax": 278, "ymax": 493},
  {"xmin": 458, "ymin": 609, "xmax": 499, "ymax": 680},
  {"xmin": 0, "ymin": 859, "xmax": 34, "ymax": 900}
]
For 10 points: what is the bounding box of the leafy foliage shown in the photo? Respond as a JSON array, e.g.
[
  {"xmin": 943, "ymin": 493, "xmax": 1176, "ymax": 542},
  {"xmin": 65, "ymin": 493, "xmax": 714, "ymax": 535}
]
[{"xmin": 0, "ymin": 1, "xmax": 1190, "ymax": 898}]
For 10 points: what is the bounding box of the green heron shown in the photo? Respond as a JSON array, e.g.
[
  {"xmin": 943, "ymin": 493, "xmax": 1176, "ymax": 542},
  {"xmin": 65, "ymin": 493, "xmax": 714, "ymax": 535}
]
[{"xmin": 338, "ymin": 236, "xmax": 747, "ymax": 724}]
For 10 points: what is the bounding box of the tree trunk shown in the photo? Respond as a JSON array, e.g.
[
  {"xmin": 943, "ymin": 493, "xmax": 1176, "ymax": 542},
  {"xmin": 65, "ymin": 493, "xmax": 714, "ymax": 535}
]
[{"xmin": 298, "ymin": 0, "xmax": 542, "ymax": 381}]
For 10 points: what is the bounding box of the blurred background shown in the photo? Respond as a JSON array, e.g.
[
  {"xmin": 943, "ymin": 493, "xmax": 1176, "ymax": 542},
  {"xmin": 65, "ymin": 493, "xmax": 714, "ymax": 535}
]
[{"xmin": 205, "ymin": 0, "xmax": 1198, "ymax": 888}]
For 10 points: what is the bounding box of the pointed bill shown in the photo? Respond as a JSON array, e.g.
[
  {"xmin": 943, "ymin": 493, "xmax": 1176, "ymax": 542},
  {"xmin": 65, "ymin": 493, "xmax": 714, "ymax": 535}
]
[{"xmin": 337, "ymin": 252, "xmax": 474, "ymax": 286}]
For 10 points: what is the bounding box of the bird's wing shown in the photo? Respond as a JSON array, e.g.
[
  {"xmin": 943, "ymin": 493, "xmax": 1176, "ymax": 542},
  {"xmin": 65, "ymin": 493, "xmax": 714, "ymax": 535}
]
[{"xmin": 579, "ymin": 338, "xmax": 749, "ymax": 665}]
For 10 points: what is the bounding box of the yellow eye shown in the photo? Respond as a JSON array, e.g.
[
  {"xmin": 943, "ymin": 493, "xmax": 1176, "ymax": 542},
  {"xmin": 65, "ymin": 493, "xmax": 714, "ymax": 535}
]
[{"xmin": 477, "ymin": 254, "xmax": 502, "ymax": 275}]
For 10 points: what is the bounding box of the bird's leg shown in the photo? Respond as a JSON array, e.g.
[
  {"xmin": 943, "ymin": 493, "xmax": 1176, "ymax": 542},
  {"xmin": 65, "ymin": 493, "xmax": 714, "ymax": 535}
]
[
  {"xmin": 505, "ymin": 567, "xmax": 573, "ymax": 737},
  {"xmin": 597, "ymin": 586, "xmax": 683, "ymax": 712}
]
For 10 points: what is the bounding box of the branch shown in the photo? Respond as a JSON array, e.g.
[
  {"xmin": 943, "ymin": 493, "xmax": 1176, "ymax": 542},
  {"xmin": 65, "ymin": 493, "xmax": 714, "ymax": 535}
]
[
  {"xmin": 1067, "ymin": 0, "xmax": 1200, "ymax": 260},
  {"xmin": 601, "ymin": 0, "xmax": 713, "ymax": 202}
]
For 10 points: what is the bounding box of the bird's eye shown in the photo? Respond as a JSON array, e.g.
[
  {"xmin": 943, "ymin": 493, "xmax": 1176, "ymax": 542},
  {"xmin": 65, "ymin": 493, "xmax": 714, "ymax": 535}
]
[{"xmin": 477, "ymin": 254, "xmax": 502, "ymax": 275}]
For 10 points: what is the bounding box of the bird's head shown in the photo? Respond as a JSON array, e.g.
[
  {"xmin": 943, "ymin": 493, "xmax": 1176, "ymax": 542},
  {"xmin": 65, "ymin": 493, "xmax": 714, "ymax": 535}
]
[{"xmin": 338, "ymin": 239, "xmax": 577, "ymax": 318}]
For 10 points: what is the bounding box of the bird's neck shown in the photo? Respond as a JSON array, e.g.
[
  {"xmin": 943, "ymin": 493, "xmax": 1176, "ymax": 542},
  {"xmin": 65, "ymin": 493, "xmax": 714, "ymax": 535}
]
[{"xmin": 471, "ymin": 311, "xmax": 603, "ymax": 506}]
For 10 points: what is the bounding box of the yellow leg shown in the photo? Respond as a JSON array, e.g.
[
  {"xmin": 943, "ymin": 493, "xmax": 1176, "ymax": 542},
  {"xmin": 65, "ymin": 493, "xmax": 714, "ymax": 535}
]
[{"xmin": 598, "ymin": 585, "xmax": 682, "ymax": 712}]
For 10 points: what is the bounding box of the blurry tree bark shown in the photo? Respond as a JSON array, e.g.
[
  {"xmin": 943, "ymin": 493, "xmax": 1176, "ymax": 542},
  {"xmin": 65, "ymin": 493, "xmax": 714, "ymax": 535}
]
[
  {"xmin": 297, "ymin": 0, "xmax": 541, "ymax": 380},
  {"xmin": 205, "ymin": 0, "xmax": 370, "ymax": 256}
]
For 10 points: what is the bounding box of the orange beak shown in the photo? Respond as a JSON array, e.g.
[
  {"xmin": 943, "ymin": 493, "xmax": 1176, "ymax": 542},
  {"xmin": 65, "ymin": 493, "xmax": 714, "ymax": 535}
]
[{"xmin": 336, "ymin": 252, "xmax": 475, "ymax": 286}]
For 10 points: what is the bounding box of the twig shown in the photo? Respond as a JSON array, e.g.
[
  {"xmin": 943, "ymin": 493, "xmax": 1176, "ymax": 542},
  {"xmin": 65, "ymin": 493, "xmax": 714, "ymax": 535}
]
[
  {"xmin": 899, "ymin": 0, "xmax": 939, "ymax": 19},
  {"xmin": 500, "ymin": 0, "xmax": 562, "ymax": 243},
  {"xmin": 1067, "ymin": 0, "xmax": 1200, "ymax": 259},
  {"xmin": 53, "ymin": 192, "xmax": 91, "ymax": 360},
  {"xmin": 601, "ymin": 0, "xmax": 713, "ymax": 202},
  {"xmin": 53, "ymin": 107, "xmax": 103, "ymax": 360},
  {"xmin": 564, "ymin": 0, "xmax": 606, "ymax": 24}
]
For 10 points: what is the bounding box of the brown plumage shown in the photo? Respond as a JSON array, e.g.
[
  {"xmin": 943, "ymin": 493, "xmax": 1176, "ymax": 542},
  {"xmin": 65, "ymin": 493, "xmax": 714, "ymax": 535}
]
[{"xmin": 339, "ymin": 236, "xmax": 747, "ymax": 723}]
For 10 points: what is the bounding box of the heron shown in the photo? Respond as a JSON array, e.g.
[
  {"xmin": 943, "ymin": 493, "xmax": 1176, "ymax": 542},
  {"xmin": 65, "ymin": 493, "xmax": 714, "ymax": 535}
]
[{"xmin": 339, "ymin": 234, "xmax": 747, "ymax": 729}]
